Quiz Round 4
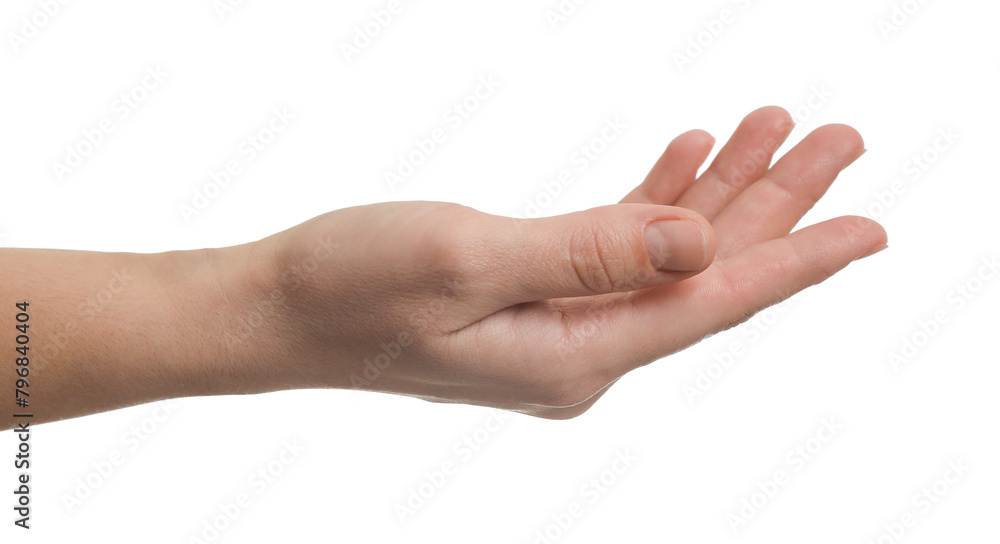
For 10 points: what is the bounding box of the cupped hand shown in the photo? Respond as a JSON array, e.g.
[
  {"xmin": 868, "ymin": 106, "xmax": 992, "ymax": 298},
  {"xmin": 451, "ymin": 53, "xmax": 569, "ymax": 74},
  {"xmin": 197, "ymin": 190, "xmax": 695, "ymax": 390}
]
[{"xmin": 267, "ymin": 107, "xmax": 887, "ymax": 419}]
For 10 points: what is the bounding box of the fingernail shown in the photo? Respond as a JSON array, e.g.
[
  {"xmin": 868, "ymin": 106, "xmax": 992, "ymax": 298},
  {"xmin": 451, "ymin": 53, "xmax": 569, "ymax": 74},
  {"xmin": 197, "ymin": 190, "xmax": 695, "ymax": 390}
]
[
  {"xmin": 857, "ymin": 243, "xmax": 888, "ymax": 260},
  {"xmin": 645, "ymin": 220, "xmax": 708, "ymax": 271}
]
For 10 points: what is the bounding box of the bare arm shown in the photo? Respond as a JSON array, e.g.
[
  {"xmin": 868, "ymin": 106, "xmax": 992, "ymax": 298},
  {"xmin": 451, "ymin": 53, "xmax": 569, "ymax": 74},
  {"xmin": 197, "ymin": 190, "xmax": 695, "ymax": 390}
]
[
  {"xmin": 2, "ymin": 107, "xmax": 887, "ymax": 429},
  {"xmin": 1, "ymin": 244, "xmax": 285, "ymax": 430}
]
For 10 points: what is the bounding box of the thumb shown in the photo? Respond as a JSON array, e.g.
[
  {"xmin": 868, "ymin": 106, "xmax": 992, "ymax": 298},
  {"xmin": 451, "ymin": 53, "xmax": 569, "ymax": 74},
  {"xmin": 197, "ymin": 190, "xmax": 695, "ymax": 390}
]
[{"xmin": 486, "ymin": 204, "xmax": 715, "ymax": 305}]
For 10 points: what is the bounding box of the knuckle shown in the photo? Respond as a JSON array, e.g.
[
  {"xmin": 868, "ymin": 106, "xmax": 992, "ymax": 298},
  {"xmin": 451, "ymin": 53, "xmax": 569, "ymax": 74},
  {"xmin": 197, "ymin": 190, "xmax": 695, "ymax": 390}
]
[
  {"xmin": 568, "ymin": 224, "xmax": 637, "ymax": 293},
  {"xmin": 424, "ymin": 228, "xmax": 468, "ymax": 273},
  {"xmin": 421, "ymin": 207, "xmax": 485, "ymax": 279}
]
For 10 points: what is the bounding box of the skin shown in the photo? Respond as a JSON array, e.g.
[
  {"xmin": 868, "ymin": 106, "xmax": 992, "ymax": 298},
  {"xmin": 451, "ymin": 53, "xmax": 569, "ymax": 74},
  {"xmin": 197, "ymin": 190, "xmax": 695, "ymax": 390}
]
[{"xmin": 0, "ymin": 106, "xmax": 887, "ymax": 429}]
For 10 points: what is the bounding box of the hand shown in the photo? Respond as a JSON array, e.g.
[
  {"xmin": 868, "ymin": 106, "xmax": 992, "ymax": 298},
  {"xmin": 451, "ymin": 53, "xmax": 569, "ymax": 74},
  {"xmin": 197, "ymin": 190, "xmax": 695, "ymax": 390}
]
[{"xmin": 261, "ymin": 106, "xmax": 887, "ymax": 419}]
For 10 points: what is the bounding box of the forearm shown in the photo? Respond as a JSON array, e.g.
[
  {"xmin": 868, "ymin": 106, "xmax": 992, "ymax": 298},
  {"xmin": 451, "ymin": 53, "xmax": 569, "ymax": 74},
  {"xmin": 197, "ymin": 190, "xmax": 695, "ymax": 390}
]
[{"xmin": 1, "ymin": 242, "xmax": 288, "ymax": 430}]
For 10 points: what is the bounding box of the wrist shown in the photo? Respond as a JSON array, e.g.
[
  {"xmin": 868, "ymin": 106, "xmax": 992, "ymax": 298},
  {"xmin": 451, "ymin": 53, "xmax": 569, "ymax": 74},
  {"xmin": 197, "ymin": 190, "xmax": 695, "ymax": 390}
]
[{"xmin": 149, "ymin": 239, "xmax": 297, "ymax": 399}]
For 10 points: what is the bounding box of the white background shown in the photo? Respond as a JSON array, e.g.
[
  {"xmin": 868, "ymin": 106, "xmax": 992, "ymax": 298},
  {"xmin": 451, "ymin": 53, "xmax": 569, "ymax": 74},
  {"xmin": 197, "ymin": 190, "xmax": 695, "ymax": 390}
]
[{"xmin": 2, "ymin": 0, "xmax": 999, "ymax": 542}]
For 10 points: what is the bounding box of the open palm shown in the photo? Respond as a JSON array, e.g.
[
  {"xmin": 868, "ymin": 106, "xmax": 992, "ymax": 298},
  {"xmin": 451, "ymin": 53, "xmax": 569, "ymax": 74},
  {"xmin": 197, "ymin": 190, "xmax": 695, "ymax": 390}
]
[{"xmin": 277, "ymin": 106, "xmax": 886, "ymax": 419}]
